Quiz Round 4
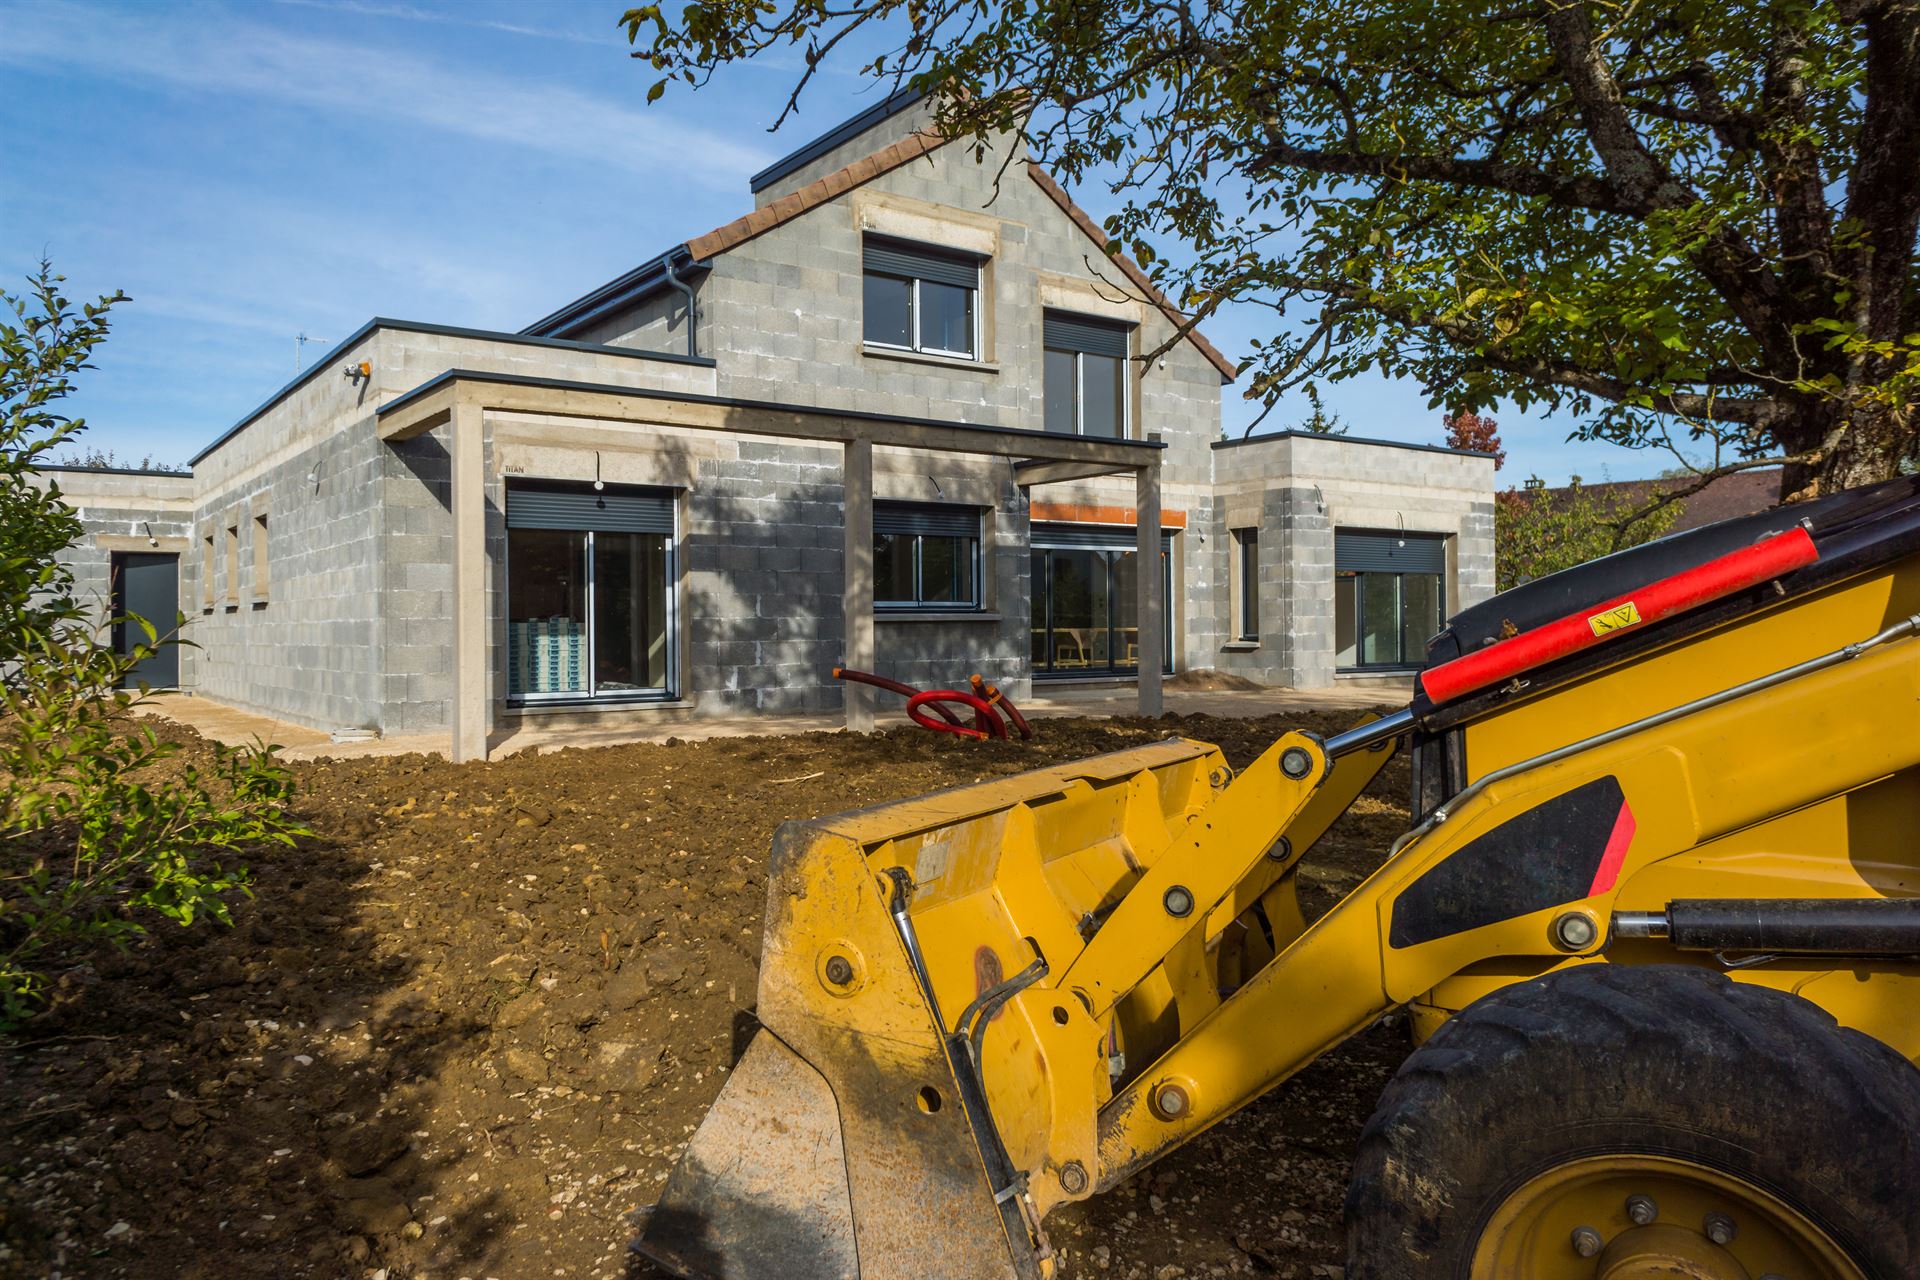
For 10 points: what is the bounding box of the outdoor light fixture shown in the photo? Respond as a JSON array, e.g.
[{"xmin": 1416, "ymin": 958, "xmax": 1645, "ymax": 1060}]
[
  {"xmin": 342, "ymin": 360, "xmax": 371, "ymax": 386},
  {"xmin": 143, "ymin": 521, "xmax": 157, "ymax": 548},
  {"xmin": 593, "ymin": 451, "xmax": 605, "ymax": 491}
]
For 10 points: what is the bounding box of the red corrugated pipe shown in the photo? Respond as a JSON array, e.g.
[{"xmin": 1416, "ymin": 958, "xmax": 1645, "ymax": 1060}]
[{"xmin": 832, "ymin": 667, "xmax": 1035, "ymax": 740}]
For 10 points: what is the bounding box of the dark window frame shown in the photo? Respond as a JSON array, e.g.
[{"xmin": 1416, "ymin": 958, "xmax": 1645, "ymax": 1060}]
[
  {"xmin": 1334, "ymin": 568, "xmax": 1447, "ymax": 672},
  {"xmin": 504, "ymin": 480, "xmax": 680, "ymax": 704},
  {"xmin": 862, "ymin": 237, "xmax": 982, "ymax": 361},
  {"xmin": 1234, "ymin": 527, "xmax": 1259, "ymax": 642},
  {"xmin": 1029, "ymin": 523, "xmax": 1175, "ymax": 678},
  {"xmin": 1043, "ymin": 311, "xmax": 1133, "ymax": 438},
  {"xmin": 873, "ymin": 501, "xmax": 984, "ymax": 612}
]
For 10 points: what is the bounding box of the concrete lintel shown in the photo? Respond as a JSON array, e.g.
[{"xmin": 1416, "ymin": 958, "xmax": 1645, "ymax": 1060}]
[
  {"xmin": 842, "ymin": 438, "xmax": 875, "ymax": 733},
  {"xmin": 378, "ymin": 383, "xmax": 459, "ymax": 442},
  {"xmin": 376, "ymin": 372, "xmax": 1157, "ymax": 467},
  {"xmin": 1012, "ymin": 457, "xmax": 1139, "ymax": 487},
  {"xmin": 1135, "ymin": 463, "xmax": 1163, "ymax": 717}
]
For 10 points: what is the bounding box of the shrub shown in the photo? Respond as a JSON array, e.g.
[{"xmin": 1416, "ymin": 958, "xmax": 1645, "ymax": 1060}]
[{"xmin": 0, "ymin": 263, "xmax": 308, "ymax": 1025}]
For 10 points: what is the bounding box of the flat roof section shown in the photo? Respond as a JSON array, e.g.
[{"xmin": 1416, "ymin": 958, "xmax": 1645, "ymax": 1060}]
[{"xmin": 1213, "ymin": 430, "xmax": 1497, "ymax": 460}]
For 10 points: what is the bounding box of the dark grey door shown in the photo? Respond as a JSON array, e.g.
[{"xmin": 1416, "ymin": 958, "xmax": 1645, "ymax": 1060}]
[{"xmin": 111, "ymin": 552, "xmax": 180, "ymax": 689}]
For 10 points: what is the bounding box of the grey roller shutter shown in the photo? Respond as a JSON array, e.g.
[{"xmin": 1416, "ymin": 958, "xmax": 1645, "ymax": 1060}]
[
  {"xmin": 862, "ymin": 237, "xmax": 981, "ymax": 290},
  {"xmin": 1032, "ymin": 522, "xmax": 1172, "ymax": 552},
  {"xmin": 874, "ymin": 501, "xmax": 980, "ymax": 539},
  {"xmin": 506, "ymin": 483, "xmax": 676, "ymax": 534},
  {"xmin": 1335, "ymin": 530, "xmax": 1446, "ymax": 574},
  {"xmin": 1044, "ymin": 311, "xmax": 1132, "ymax": 358}
]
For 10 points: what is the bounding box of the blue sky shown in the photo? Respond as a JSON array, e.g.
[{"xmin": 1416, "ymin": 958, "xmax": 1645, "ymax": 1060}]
[{"xmin": 2, "ymin": 0, "xmax": 1666, "ymax": 483}]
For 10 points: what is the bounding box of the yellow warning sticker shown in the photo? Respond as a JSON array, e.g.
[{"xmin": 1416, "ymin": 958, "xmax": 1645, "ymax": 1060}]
[{"xmin": 1588, "ymin": 601, "xmax": 1643, "ymax": 636}]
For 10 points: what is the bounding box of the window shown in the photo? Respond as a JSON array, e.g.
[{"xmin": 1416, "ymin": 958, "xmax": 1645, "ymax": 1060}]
[
  {"xmin": 1233, "ymin": 528, "xmax": 1259, "ymax": 641},
  {"xmin": 201, "ymin": 533, "xmax": 215, "ymax": 611},
  {"xmin": 1030, "ymin": 523, "xmax": 1174, "ymax": 676},
  {"xmin": 251, "ymin": 512, "xmax": 269, "ymax": 602},
  {"xmin": 224, "ymin": 520, "xmax": 240, "ymax": 607},
  {"xmin": 862, "ymin": 237, "xmax": 981, "ymax": 359},
  {"xmin": 1333, "ymin": 530, "xmax": 1447, "ymax": 670},
  {"xmin": 874, "ymin": 502, "xmax": 981, "ymax": 610},
  {"xmin": 1043, "ymin": 312, "xmax": 1131, "ymax": 438},
  {"xmin": 505, "ymin": 482, "xmax": 676, "ymax": 701}
]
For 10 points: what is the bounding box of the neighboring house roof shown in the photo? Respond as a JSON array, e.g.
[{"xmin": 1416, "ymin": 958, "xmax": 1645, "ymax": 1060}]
[
  {"xmin": 523, "ymin": 104, "xmax": 1239, "ymax": 382},
  {"xmin": 1534, "ymin": 469, "xmax": 1780, "ymax": 533}
]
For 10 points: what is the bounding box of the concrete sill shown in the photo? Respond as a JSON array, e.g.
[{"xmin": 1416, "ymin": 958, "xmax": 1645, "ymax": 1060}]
[
  {"xmin": 1220, "ymin": 641, "xmax": 1261, "ymax": 652},
  {"xmin": 506, "ymin": 698, "xmax": 693, "ymax": 718},
  {"xmin": 876, "ymin": 611, "xmax": 1002, "ymax": 624},
  {"xmin": 861, "ymin": 344, "xmax": 1000, "ymax": 374}
]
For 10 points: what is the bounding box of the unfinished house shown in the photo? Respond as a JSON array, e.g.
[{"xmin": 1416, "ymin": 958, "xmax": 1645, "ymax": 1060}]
[{"xmin": 47, "ymin": 91, "xmax": 1495, "ymax": 760}]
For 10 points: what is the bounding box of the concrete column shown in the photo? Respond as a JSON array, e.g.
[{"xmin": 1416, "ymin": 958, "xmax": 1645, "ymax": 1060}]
[
  {"xmin": 842, "ymin": 437, "xmax": 875, "ymax": 732},
  {"xmin": 450, "ymin": 398, "xmax": 489, "ymax": 763},
  {"xmin": 1136, "ymin": 461, "xmax": 1163, "ymax": 716}
]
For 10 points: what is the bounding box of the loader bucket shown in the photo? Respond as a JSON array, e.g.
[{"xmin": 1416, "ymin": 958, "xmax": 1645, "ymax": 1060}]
[{"xmin": 636, "ymin": 738, "xmax": 1236, "ymax": 1280}]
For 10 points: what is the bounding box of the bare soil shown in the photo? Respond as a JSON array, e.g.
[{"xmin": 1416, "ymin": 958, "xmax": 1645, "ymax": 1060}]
[{"xmin": 1, "ymin": 709, "xmax": 1410, "ymax": 1280}]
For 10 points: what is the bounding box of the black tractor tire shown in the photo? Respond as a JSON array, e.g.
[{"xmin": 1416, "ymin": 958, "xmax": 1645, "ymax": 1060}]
[{"xmin": 1345, "ymin": 963, "xmax": 1920, "ymax": 1279}]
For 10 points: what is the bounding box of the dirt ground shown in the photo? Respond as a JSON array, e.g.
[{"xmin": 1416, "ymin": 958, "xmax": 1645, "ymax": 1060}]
[{"xmin": 1, "ymin": 709, "xmax": 1411, "ymax": 1280}]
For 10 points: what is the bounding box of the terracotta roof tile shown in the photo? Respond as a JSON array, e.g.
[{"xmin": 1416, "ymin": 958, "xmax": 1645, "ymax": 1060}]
[{"xmin": 686, "ymin": 130, "xmax": 947, "ymax": 260}]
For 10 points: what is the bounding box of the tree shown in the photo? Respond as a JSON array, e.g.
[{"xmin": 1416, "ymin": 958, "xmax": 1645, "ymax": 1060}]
[
  {"xmin": 50, "ymin": 446, "xmax": 189, "ymax": 474},
  {"xmin": 1293, "ymin": 383, "xmax": 1347, "ymax": 434},
  {"xmin": 627, "ymin": 1, "xmax": 1920, "ymax": 500},
  {"xmin": 0, "ymin": 264, "xmax": 308, "ymax": 1024},
  {"xmin": 1443, "ymin": 409, "xmax": 1506, "ymax": 469},
  {"xmin": 1496, "ymin": 476, "xmax": 1683, "ymax": 590}
]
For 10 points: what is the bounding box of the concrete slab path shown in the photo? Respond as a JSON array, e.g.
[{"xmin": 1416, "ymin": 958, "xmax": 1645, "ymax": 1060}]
[{"xmin": 137, "ymin": 679, "xmax": 1409, "ymax": 762}]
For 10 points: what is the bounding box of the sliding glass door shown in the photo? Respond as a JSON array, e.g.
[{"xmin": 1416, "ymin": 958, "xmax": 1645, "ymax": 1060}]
[
  {"xmin": 1333, "ymin": 529, "xmax": 1447, "ymax": 671},
  {"xmin": 1030, "ymin": 524, "xmax": 1172, "ymax": 677},
  {"xmin": 506, "ymin": 482, "xmax": 676, "ymax": 702}
]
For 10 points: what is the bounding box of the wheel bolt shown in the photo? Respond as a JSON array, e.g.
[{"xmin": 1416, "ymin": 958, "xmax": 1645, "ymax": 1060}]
[
  {"xmin": 1571, "ymin": 1226, "xmax": 1604, "ymax": 1257},
  {"xmin": 1626, "ymin": 1194, "xmax": 1658, "ymax": 1226},
  {"xmin": 1704, "ymin": 1212, "xmax": 1737, "ymax": 1246}
]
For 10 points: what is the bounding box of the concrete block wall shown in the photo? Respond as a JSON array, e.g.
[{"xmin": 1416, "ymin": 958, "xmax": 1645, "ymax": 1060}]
[
  {"xmin": 582, "ymin": 131, "xmax": 1226, "ymax": 491},
  {"xmin": 36, "ymin": 468, "xmax": 196, "ymax": 625},
  {"xmin": 183, "ymin": 420, "xmax": 388, "ymax": 731},
  {"xmin": 1208, "ymin": 434, "xmax": 1497, "ymax": 688},
  {"xmin": 681, "ymin": 440, "xmax": 848, "ymax": 714}
]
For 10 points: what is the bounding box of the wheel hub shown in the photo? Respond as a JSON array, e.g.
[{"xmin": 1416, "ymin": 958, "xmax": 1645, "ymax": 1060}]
[
  {"xmin": 1595, "ymin": 1224, "xmax": 1746, "ymax": 1280},
  {"xmin": 1472, "ymin": 1153, "xmax": 1864, "ymax": 1280}
]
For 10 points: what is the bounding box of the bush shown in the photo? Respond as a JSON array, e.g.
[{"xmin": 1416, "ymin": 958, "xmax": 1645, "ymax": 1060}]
[{"xmin": 0, "ymin": 263, "xmax": 309, "ymax": 1025}]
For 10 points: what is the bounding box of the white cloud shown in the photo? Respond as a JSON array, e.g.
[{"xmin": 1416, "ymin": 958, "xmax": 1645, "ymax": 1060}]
[
  {"xmin": 273, "ymin": 0, "xmax": 607, "ymax": 45},
  {"xmin": 0, "ymin": 0, "xmax": 772, "ymax": 187}
]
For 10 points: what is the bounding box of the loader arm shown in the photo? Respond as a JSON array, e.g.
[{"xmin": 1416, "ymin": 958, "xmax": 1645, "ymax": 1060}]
[{"xmin": 641, "ymin": 476, "xmax": 1920, "ymax": 1280}]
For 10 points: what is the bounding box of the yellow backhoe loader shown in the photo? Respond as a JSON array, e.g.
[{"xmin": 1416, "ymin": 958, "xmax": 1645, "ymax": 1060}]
[{"xmin": 640, "ymin": 475, "xmax": 1920, "ymax": 1280}]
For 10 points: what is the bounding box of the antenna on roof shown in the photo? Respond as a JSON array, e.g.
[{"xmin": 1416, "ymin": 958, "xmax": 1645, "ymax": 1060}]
[{"xmin": 295, "ymin": 333, "xmax": 331, "ymax": 373}]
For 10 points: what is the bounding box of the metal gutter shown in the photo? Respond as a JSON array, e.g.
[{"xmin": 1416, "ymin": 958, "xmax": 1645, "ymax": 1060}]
[{"xmin": 520, "ymin": 245, "xmax": 707, "ymax": 340}]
